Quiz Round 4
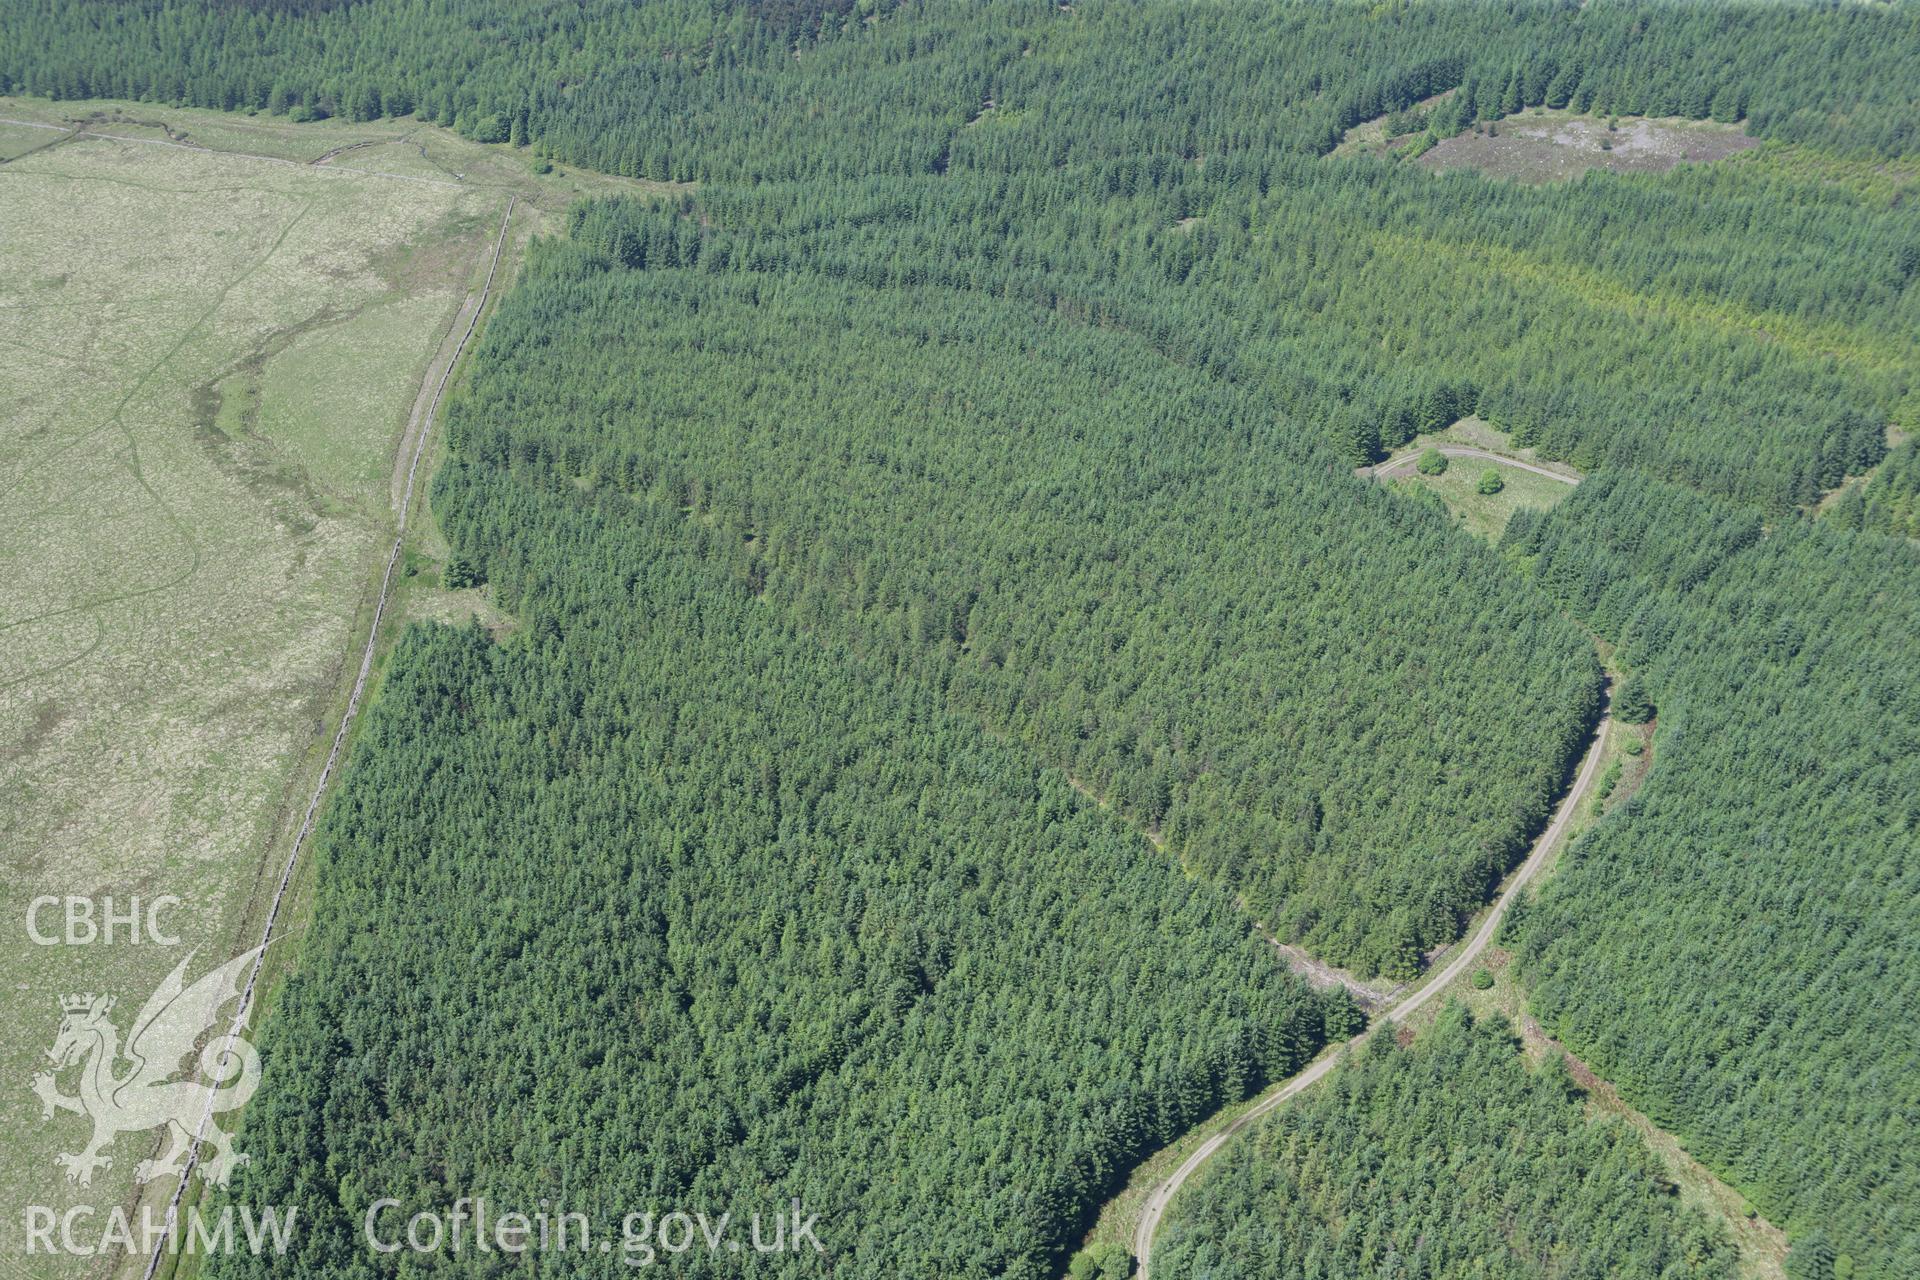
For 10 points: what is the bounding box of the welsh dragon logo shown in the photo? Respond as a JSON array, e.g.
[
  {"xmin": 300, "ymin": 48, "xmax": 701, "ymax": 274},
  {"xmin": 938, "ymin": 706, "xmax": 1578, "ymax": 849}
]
[{"xmin": 31, "ymin": 947, "xmax": 264, "ymax": 1189}]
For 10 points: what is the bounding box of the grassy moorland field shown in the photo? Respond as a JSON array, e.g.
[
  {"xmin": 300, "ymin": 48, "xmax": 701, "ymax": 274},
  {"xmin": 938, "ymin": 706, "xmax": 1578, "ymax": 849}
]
[
  {"xmin": 0, "ymin": 113, "xmax": 486, "ymax": 1274},
  {"xmin": 0, "ymin": 96, "xmax": 686, "ymax": 1275},
  {"xmin": 0, "ymin": 99, "xmax": 687, "ymax": 1280}
]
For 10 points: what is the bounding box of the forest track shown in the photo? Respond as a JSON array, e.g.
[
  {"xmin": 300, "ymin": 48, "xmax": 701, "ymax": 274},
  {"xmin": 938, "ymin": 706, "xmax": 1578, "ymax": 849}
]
[
  {"xmin": 1371, "ymin": 444, "xmax": 1581, "ymax": 484},
  {"xmin": 136, "ymin": 195, "xmax": 517, "ymax": 1280},
  {"xmin": 1131, "ymin": 684, "xmax": 1611, "ymax": 1278}
]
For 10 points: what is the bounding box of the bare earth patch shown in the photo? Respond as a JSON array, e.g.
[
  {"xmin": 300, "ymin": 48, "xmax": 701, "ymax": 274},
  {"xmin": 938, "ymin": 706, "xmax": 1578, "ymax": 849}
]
[{"xmin": 1420, "ymin": 112, "xmax": 1757, "ymax": 183}]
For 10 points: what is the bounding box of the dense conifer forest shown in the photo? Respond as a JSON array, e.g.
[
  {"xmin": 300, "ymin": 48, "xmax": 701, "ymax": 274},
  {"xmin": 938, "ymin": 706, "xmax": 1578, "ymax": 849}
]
[
  {"xmin": 568, "ymin": 160, "xmax": 1913, "ymax": 510},
  {"xmin": 12, "ymin": 2, "xmax": 1918, "ymax": 1277},
  {"xmin": 10, "ymin": 1, "xmax": 1914, "ymax": 507},
  {"xmin": 436, "ymin": 241, "xmax": 1602, "ymax": 976},
  {"xmin": 210, "ymin": 529, "xmax": 1354, "ymax": 1277},
  {"xmin": 7, "ymin": 0, "xmax": 1920, "ymax": 167}
]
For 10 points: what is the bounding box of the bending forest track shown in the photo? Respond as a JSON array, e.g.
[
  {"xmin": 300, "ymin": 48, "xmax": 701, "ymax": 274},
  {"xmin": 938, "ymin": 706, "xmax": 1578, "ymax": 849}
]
[
  {"xmin": 1132, "ymin": 684, "xmax": 1612, "ymax": 1278},
  {"xmin": 138, "ymin": 195, "xmax": 517, "ymax": 1280}
]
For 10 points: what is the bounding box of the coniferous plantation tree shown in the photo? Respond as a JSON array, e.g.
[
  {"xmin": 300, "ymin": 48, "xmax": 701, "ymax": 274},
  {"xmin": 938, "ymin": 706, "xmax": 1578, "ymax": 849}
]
[{"xmin": 12, "ymin": 2, "xmax": 1920, "ymax": 1277}]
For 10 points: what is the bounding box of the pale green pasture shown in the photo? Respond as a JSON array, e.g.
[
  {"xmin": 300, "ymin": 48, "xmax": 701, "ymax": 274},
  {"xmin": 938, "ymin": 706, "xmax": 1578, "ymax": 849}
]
[{"xmin": 0, "ymin": 130, "xmax": 492, "ymax": 1275}]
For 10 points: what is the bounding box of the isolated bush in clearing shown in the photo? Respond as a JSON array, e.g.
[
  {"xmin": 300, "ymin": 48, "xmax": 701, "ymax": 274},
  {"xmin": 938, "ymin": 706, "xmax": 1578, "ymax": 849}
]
[
  {"xmin": 1068, "ymin": 1242, "xmax": 1134, "ymax": 1279},
  {"xmin": 442, "ymin": 555, "xmax": 484, "ymax": 589},
  {"xmin": 1417, "ymin": 448, "xmax": 1449, "ymax": 476},
  {"xmin": 1478, "ymin": 468, "xmax": 1505, "ymax": 495},
  {"xmin": 1472, "ymin": 968, "xmax": 1496, "ymax": 990}
]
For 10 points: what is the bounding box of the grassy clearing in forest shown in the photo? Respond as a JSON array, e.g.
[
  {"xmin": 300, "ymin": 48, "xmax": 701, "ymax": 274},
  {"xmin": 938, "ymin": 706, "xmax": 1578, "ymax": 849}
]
[
  {"xmin": 1390, "ymin": 459, "xmax": 1573, "ymax": 540},
  {"xmin": 1376, "ymin": 419, "xmax": 1578, "ymax": 540}
]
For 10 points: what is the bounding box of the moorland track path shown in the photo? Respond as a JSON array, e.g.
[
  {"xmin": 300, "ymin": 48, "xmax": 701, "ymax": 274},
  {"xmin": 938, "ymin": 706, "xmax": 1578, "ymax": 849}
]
[{"xmin": 0, "ymin": 116, "xmax": 463, "ymax": 187}]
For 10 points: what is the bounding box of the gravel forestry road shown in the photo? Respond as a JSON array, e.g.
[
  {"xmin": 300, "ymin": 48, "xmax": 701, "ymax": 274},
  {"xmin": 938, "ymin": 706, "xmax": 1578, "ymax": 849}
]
[{"xmin": 1131, "ymin": 686, "xmax": 1610, "ymax": 1277}]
